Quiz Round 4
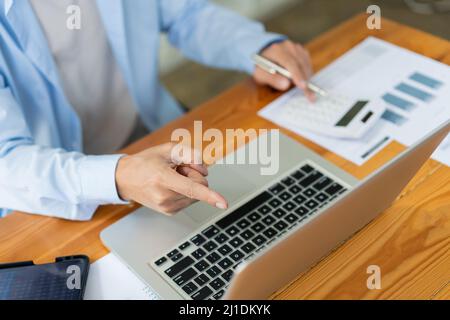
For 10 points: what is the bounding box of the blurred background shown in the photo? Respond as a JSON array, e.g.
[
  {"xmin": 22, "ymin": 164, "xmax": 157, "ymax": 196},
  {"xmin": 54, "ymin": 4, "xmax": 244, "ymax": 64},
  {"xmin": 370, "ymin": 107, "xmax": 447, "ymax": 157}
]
[{"xmin": 160, "ymin": 0, "xmax": 450, "ymax": 110}]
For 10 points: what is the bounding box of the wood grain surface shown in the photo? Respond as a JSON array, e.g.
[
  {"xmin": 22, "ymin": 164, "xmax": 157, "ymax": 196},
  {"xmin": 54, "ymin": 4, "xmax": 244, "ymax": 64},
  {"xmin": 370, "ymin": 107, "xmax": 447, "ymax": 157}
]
[{"xmin": 0, "ymin": 13, "xmax": 448, "ymax": 300}]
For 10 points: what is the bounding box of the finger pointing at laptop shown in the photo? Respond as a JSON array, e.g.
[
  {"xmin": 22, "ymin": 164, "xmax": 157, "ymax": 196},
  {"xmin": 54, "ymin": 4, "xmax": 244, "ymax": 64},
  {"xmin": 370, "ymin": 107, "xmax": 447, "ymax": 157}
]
[
  {"xmin": 115, "ymin": 41, "xmax": 317, "ymax": 216},
  {"xmin": 116, "ymin": 143, "xmax": 228, "ymax": 215},
  {"xmin": 114, "ymin": 41, "xmax": 317, "ymax": 215}
]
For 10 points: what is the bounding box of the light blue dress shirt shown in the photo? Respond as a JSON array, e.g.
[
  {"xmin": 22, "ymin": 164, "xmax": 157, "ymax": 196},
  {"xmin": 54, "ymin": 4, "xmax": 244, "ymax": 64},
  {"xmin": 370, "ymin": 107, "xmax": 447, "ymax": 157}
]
[{"xmin": 0, "ymin": 0, "xmax": 284, "ymax": 220}]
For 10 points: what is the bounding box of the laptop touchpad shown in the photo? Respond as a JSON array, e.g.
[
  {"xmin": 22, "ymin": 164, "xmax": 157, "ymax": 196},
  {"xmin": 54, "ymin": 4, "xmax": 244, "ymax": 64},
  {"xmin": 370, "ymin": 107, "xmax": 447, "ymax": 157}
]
[{"xmin": 182, "ymin": 164, "xmax": 256, "ymax": 225}]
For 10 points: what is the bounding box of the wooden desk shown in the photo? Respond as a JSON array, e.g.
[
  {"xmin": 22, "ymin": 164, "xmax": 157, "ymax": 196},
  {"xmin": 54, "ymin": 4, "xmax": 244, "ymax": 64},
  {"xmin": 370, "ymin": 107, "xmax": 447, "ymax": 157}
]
[{"xmin": 0, "ymin": 14, "xmax": 448, "ymax": 300}]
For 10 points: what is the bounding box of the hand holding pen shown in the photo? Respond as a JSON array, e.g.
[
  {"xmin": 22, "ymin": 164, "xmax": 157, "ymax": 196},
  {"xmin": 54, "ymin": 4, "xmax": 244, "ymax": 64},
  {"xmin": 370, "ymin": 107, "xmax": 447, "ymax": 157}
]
[{"xmin": 251, "ymin": 40, "xmax": 327, "ymax": 101}]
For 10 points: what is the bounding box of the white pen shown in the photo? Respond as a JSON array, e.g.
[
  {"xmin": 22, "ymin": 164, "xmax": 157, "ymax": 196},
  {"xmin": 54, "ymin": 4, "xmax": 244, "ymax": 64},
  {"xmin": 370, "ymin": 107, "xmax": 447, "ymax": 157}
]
[{"xmin": 252, "ymin": 53, "xmax": 327, "ymax": 97}]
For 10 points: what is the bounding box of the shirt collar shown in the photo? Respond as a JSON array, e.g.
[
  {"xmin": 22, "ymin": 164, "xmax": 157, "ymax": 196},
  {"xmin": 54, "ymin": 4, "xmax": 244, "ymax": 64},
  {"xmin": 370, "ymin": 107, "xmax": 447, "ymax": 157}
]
[{"xmin": 4, "ymin": 0, "xmax": 13, "ymax": 15}]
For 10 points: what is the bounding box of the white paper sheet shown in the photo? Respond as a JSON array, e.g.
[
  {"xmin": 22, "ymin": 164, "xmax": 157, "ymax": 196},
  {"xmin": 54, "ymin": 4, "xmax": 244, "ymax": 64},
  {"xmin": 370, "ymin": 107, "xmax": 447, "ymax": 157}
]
[
  {"xmin": 259, "ymin": 37, "xmax": 450, "ymax": 166},
  {"xmin": 84, "ymin": 253, "xmax": 160, "ymax": 300}
]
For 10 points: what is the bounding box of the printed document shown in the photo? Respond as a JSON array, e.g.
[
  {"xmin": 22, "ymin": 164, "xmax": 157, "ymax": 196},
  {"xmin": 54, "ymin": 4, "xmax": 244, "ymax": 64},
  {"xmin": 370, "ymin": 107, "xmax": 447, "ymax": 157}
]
[
  {"xmin": 259, "ymin": 37, "xmax": 450, "ymax": 165},
  {"xmin": 84, "ymin": 253, "xmax": 160, "ymax": 300}
]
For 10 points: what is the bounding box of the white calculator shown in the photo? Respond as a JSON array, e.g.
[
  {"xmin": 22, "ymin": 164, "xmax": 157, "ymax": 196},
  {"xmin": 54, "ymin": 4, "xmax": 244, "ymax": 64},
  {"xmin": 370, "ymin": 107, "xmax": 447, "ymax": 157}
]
[{"xmin": 280, "ymin": 93, "xmax": 385, "ymax": 139}]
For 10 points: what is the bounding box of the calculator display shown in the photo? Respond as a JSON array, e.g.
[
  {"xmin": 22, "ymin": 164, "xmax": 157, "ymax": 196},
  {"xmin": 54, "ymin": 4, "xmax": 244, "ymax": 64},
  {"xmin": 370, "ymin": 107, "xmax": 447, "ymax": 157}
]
[
  {"xmin": 278, "ymin": 91, "xmax": 384, "ymax": 139},
  {"xmin": 335, "ymin": 100, "xmax": 369, "ymax": 127}
]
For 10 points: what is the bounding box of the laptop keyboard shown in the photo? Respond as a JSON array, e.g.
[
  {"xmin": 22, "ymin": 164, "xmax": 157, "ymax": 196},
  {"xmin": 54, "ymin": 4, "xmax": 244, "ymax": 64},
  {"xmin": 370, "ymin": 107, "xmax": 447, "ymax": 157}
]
[{"xmin": 151, "ymin": 163, "xmax": 348, "ymax": 300}]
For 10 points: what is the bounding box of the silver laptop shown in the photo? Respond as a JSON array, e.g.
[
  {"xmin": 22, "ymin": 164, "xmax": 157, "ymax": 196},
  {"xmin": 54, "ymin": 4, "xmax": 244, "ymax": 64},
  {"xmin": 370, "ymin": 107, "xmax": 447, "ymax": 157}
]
[{"xmin": 101, "ymin": 120, "xmax": 449, "ymax": 300}]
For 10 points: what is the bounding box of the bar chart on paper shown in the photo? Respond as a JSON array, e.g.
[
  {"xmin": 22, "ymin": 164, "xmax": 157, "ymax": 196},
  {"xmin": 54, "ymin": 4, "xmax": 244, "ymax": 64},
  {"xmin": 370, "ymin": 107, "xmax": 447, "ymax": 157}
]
[
  {"xmin": 380, "ymin": 71, "xmax": 443, "ymax": 128},
  {"xmin": 259, "ymin": 37, "xmax": 450, "ymax": 166}
]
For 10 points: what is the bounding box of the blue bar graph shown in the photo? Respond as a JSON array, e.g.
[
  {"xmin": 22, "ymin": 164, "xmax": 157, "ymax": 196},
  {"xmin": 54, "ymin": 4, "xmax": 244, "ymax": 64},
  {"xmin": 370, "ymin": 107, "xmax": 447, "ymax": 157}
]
[
  {"xmin": 395, "ymin": 82, "xmax": 433, "ymax": 102},
  {"xmin": 382, "ymin": 93, "xmax": 415, "ymax": 112},
  {"xmin": 381, "ymin": 109, "xmax": 407, "ymax": 126},
  {"xmin": 409, "ymin": 72, "xmax": 443, "ymax": 89}
]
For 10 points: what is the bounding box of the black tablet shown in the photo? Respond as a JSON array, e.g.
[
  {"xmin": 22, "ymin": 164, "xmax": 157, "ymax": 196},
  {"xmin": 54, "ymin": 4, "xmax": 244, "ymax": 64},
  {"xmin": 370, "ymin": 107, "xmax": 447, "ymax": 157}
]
[{"xmin": 0, "ymin": 255, "xmax": 89, "ymax": 300}]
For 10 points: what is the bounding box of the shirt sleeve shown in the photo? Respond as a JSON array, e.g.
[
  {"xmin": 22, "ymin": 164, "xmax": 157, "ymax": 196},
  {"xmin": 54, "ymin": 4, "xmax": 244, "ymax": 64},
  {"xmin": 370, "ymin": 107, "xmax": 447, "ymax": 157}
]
[
  {"xmin": 158, "ymin": 0, "xmax": 287, "ymax": 74},
  {"xmin": 0, "ymin": 85, "xmax": 127, "ymax": 221}
]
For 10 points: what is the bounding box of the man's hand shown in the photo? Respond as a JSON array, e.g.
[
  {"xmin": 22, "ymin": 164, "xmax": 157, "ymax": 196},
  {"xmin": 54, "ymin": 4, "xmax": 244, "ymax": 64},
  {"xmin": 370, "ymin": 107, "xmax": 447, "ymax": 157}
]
[
  {"xmin": 253, "ymin": 40, "xmax": 315, "ymax": 101},
  {"xmin": 115, "ymin": 143, "xmax": 228, "ymax": 215}
]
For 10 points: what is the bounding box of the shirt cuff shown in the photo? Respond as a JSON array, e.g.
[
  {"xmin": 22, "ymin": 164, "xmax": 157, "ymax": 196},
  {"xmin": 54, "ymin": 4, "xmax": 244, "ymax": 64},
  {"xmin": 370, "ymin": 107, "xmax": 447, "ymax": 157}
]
[
  {"xmin": 78, "ymin": 154, "xmax": 128, "ymax": 205},
  {"xmin": 239, "ymin": 32, "xmax": 287, "ymax": 74}
]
